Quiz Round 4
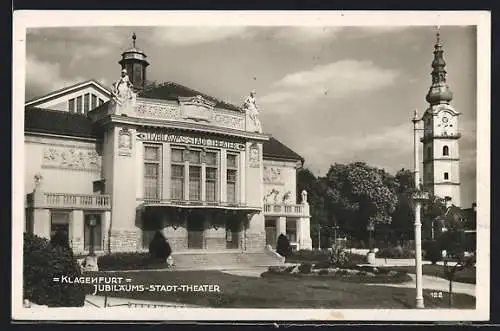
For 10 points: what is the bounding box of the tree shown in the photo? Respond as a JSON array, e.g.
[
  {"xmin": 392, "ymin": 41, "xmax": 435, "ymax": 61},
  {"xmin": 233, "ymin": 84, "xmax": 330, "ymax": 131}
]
[
  {"xmin": 440, "ymin": 216, "xmax": 472, "ymax": 307},
  {"xmin": 389, "ymin": 169, "xmax": 415, "ymax": 243},
  {"xmin": 323, "ymin": 162, "xmax": 398, "ymax": 243},
  {"xmin": 276, "ymin": 234, "xmax": 292, "ymax": 258}
]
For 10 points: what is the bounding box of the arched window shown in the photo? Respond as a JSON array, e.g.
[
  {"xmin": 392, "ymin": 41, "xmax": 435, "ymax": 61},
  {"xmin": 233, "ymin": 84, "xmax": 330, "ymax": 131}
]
[{"xmin": 442, "ymin": 145, "xmax": 449, "ymax": 156}]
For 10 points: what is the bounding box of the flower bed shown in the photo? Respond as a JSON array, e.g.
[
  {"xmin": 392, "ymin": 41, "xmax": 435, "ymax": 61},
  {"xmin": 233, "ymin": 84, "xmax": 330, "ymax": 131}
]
[{"xmin": 262, "ymin": 263, "xmax": 412, "ymax": 284}]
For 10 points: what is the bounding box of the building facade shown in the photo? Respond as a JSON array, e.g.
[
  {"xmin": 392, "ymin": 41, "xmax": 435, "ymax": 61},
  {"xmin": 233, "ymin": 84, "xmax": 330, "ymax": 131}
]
[
  {"xmin": 421, "ymin": 32, "xmax": 462, "ymax": 207},
  {"xmin": 24, "ymin": 36, "xmax": 312, "ymax": 256}
]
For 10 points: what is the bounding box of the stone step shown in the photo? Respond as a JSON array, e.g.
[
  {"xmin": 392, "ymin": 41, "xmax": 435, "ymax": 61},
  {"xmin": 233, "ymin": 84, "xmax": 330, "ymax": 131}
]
[{"xmin": 171, "ymin": 250, "xmax": 285, "ymax": 270}]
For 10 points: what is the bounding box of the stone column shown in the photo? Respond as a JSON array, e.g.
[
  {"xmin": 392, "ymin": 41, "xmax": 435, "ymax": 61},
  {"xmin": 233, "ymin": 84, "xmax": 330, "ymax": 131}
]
[
  {"xmin": 102, "ymin": 210, "xmax": 111, "ymax": 253},
  {"xmin": 33, "ymin": 209, "xmax": 50, "ymax": 239},
  {"xmin": 201, "ymin": 163, "xmax": 207, "ymax": 202},
  {"xmin": 71, "ymin": 210, "xmax": 85, "ymax": 254},
  {"xmin": 220, "ymin": 149, "xmax": 227, "ymax": 203},
  {"xmin": 276, "ymin": 216, "xmax": 286, "ymax": 236}
]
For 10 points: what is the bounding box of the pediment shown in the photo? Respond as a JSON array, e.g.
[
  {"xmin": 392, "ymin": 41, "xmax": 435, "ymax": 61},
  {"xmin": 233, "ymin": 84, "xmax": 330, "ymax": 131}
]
[
  {"xmin": 178, "ymin": 95, "xmax": 217, "ymax": 122},
  {"xmin": 26, "ymin": 80, "xmax": 111, "ymax": 112}
]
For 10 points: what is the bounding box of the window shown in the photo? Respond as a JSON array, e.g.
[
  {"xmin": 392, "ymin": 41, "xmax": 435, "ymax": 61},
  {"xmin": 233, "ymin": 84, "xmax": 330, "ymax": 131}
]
[
  {"xmin": 444, "ymin": 172, "xmax": 449, "ymax": 180},
  {"xmin": 91, "ymin": 94, "xmax": 97, "ymax": 109},
  {"xmin": 99, "ymin": 98, "xmax": 104, "ymax": 106},
  {"xmin": 84, "ymin": 93, "xmax": 90, "ymax": 113},
  {"xmin": 143, "ymin": 145, "xmax": 161, "ymax": 199},
  {"xmin": 84, "ymin": 214, "xmax": 102, "ymax": 251},
  {"xmin": 76, "ymin": 95, "xmax": 83, "ymax": 114},
  {"xmin": 68, "ymin": 98, "xmax": 75, "ymax": 113},
  {"xmin": 227, "ymin": 153, "xmax": 238, "ymax": 203},
  {"xmin": 171, "ymin": 148, "xmax": 185, "ymax": 200},
  {"xmin": 188, "ymin": 150, "xmax": 202, "ymax": 201},
  {"xmin": 205, "ymin": 151, "xmax": 218, "ymax": 202},
  {"xmin": 443, "ymin": 145, "xmax": 449, "ymax": 156}
]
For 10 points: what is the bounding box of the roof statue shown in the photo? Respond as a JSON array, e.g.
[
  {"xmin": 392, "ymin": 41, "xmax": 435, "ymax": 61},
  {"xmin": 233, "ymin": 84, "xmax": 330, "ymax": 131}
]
[
  {"xmin": 111, "ymin": 69, "xmax": 137, "ymax": 115},
  {"xmin": 243, "ymin": 90, "xmax": 262, "ymax": 133}
]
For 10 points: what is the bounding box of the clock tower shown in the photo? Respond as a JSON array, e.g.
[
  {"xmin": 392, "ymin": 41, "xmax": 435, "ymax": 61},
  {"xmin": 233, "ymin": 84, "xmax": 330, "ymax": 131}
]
[{"xmin": 421, "ymin": 31, "xmax": 462, "ymax": 207}]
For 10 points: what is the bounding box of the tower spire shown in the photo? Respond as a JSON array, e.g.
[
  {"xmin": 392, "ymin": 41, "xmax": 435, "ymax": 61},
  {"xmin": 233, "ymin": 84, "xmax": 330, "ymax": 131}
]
[
  {"xmin": 425, "ymin": 28, "xmax": 453, "ymax": 105},
  {"xmin": 119, "ymin": 32, "xmax": 149, "ymax": 91}
]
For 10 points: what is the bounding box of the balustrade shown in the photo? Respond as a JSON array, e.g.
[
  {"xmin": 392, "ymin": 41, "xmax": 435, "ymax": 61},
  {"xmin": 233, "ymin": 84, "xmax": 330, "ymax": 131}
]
[
  {"xmin": 42, "ymin": 193, "xmax": 111, "ymax": 210},
  {"xmin": 263, "ymin": 203, "xmax": 306, "ymax": 217}
]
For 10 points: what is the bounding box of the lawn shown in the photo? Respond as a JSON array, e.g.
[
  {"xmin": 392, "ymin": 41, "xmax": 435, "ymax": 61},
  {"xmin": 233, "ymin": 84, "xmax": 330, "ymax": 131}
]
[
  {"xmin": 382, "ymin": 264, "xmax": 476, "ymax": 284},
  {"xmin": 83, "ymin": 270, "xmax": 475, "ymax": 309}
]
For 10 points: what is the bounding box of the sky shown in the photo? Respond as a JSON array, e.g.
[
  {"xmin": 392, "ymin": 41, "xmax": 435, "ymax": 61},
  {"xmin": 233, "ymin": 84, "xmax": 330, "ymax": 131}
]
[{"xmin": 25, "ymin": 25, "xmax": 477, "ymax": 207}]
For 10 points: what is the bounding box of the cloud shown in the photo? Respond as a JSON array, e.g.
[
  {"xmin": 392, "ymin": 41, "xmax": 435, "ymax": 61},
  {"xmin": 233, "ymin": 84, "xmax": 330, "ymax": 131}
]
[
  {"xmin": 150, "ymin": 27, "xmax": 253, "ymax": 46},
  {"xmin": 260, "ymin": 60, "xmax": 399, "ymax": 107},
  {"xmin": 26, "ymin": 55, "xmax": 85, "ymax": 99},
  {"xmin": 271, "ymin": 26, "xmax": 343, "ymax": 43}
]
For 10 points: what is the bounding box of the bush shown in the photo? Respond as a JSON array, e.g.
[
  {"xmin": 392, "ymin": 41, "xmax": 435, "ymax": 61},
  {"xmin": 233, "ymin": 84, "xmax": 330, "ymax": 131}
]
[
  {"xmin": 287, "ymin": 249, "xmax": 330, "ymax": 263},
  {"xmin": 376, "ymin": 245, "xmax": 415, "ymax": 259},
  {"xmin": 318, "ymin": 268, "xmax": 329, "ymax": 275},
  {"xmin": 424, "ymin": 240, "xmax": 442, "ymax": 264},
  {"xmin": 23, "ymin": 233, "xmax": 85, "ymax": 307},
  {"xmin": 298, "ymin": 263, "xmax": 312, "ymax": 274},
  {"xmin": 148, "ymin": 231, "xmax": 172, "ymax": 260},
  {"xmin": 329, "ymin": 246, "xmax": 350, "ymax": 267},
  {"xmin": 50, "ymin": 229, "xmax": 70, "ymax": 249},
  {"xmin": 276, "ymin": 234, "xmax": 292, "ymax": 258},
  {"xmin": 97, "ymin": 252, "xmax": 168, "ymax": 271}
]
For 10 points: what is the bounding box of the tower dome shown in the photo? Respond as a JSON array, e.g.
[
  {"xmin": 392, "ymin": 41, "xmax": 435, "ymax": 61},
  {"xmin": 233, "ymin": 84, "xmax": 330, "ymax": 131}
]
[
  {"xmin": 425, "ymin": 31, "xmax": 453, "ymax": 105},
  {"xmin": 118, "ymin": 33, "xmax": 149, "ymax": 91}
]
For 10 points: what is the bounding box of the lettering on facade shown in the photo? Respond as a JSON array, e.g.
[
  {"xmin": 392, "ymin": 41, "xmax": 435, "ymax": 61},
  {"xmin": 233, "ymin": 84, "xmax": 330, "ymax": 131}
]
[
  {"xmin": 42, "ymin": 146, "xmax": 101, "ymax": 172},
  {"xmin": 136, "ymin": 132, "xmax": 246, "ymax": 151},
  {"xmin": 263, "ymin": 166, "xmax": 283, "ymax": 184},
  {"xmin": 249, "ymin": 143, "xmax": 260, "ymax": 168}
]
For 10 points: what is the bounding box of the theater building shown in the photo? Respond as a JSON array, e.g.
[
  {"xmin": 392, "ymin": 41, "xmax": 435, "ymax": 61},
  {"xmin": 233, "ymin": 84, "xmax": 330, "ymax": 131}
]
[{"xmin": 24, "ymin": 35, "xmax": 312, "ymax": 258}]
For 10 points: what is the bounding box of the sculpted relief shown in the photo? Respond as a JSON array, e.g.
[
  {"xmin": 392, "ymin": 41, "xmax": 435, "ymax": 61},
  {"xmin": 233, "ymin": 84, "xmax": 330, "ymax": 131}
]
[
  {"xmin": 263, "ymin": 188, "xmax": 293, "ymax": 204},
  {"xmin": 133, "ymin": 100, "xmax": 245, "ymax": 131},
  {"xmin": 263, "ymin": 166, "xmax": 283, "ymax": 184},
  {"xmin": 42, "ymin": 146, "xmax": 101, "ymax": 172}
]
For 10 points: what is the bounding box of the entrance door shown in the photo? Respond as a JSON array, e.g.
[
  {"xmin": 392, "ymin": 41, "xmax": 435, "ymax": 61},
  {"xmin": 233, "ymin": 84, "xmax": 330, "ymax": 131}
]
[
  {"xmin": 84, "ymin": 214, "xmax": 102, "ymax": 252},
  {"xmin": 142, "ymin": 208, "xmax": 164, "ymax": 249},
  {"xmin": 187, "ymin": 213, "xmax": 204, "ymax": 249},
  {"xmin": 225, "ymin": 216, "xmax": 241, "ymax": 249},
  {"xmin": 265, "ymin": 219, "xmax": 277, "ymax": 248},
  {"xmin": 50, "ymin": 211, "xmax": 70, "ymax": 244}
]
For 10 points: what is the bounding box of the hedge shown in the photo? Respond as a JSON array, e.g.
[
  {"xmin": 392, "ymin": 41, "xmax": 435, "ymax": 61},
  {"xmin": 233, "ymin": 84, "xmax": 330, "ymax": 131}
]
[
  {"xmin": 97, "ymin": 252, "xmax": 169, "ymax": 271},
  {"xmin": 23, "ymin": 232, "xmax": 85, "ymax": 307}
]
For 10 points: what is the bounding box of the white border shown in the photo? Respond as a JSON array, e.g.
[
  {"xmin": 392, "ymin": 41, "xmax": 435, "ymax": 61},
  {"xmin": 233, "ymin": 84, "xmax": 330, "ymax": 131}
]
[{"xmin": 12, "ymin": 10, "xmax": 491, "ymax": 321}]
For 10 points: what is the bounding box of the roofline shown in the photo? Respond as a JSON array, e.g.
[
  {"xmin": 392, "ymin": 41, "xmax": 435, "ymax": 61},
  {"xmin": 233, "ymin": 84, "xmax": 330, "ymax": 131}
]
[
  {"xmin": 25, "ymin": 131, "xmax": 99, "ymax": 142},
  {"xmin": 263, "ymin": 155, "xmax": 304, "ymax": 163},
  {"xmin": 25, "ymin": 80, "xmax": 112, "ymax": 106}
]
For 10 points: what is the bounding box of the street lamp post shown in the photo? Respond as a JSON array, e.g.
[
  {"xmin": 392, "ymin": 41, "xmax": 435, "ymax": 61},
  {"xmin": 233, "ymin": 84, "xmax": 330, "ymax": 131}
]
[
  {"xmin": 412, "ymin": 109, "xmax": 428, "ymax": 309},
  {"xmin": 317, "ymin": 224, "xmax": 321, "ymax": 250}
]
